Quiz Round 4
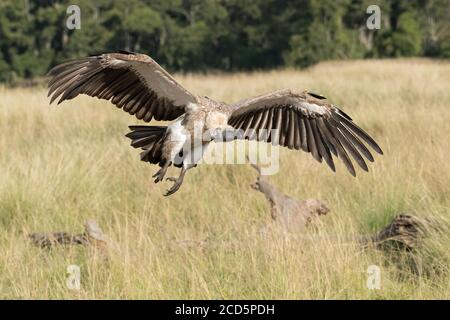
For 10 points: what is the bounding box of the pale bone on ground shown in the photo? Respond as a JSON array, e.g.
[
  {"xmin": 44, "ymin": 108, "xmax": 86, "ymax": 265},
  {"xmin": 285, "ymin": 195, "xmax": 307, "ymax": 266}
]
[{"xmin": 248, "ymin": 159, "xmax": 330, "ymax": 231}]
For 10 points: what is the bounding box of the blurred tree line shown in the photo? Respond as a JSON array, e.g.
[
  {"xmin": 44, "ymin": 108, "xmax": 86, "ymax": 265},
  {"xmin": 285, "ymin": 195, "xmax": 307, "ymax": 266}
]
[{"xmin": 0, "ymin": 0, "xmax": 448, "ymax": 83}]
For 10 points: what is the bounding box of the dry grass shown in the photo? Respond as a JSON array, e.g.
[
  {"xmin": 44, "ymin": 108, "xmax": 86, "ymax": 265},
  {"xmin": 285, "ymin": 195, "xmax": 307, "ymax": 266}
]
[{"xmin": 0, "ymin": 59, "xmax": 449, "ymax": 299}]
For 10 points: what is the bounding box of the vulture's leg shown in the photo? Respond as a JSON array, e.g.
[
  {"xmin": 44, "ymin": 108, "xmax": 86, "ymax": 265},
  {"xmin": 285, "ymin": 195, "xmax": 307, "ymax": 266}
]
[
  {"xmin": 164, "ymin": 164, "xmax": 195, "ymax": 196},
  {"xmin": 153, "ymin": 160, "xmax": 172, "ymax": 183}
]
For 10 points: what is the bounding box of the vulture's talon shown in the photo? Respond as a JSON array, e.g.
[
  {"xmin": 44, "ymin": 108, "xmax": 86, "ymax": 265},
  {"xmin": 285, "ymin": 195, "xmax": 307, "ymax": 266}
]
[
  {"xmin": 163, "ymin": 178, "xmax": 183, "ymax": 196},
  {"xmin": 164, "ymin": 185, "xmax": 180, "ymax": 196},
  {"xmin": 153, "ymin": 164, "xmax": 170, "ymax": 184},
  {"xmin": 152, "ymin": 170, "xmax": 160, "ymax": 178},
  {"xmin": 163, "ymin": 189, "xmax": 175, "ymax": 197},
  {"xmin": 152, "ymin": 169, "xmax": 162, "ymax": 183}
]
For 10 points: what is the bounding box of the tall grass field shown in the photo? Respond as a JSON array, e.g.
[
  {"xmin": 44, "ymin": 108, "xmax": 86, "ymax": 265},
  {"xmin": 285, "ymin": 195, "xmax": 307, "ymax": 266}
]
[{"xmin": 0, "ymin": 59, "xmax": 449, "ymax": 299}]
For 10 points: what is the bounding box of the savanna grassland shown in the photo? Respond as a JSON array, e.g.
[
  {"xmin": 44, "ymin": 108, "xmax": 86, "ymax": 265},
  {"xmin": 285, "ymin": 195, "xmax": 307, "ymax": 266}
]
[{"xmin": 0, "ymin": 59, "xmax": 449, "ymax": 299}]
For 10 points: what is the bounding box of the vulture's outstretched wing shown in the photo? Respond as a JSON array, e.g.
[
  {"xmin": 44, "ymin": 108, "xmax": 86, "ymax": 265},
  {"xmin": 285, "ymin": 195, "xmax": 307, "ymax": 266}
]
[
  {"xmin": 47, "ymin": 51, "xmax": 197, "ymax": 122},
  {"xmin": 228, "ymin": 89, "xmax": 383, "ymax": 176}
]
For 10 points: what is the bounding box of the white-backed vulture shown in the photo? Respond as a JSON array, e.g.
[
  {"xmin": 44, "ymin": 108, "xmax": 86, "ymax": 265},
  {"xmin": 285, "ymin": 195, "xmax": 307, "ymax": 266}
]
[{"xmin": 48, "ymin": 51, "xmax": 383, "ymax": 196}]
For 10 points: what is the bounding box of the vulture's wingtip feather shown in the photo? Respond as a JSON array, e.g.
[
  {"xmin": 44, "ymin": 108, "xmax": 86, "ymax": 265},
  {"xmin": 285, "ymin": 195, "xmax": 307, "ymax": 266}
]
[{"xmin": 375, "ymin": 146, "xmax": 384, "ymax": 155}]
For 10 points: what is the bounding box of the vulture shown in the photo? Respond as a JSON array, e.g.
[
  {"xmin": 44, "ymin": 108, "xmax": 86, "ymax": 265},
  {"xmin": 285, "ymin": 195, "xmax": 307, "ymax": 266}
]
[{"xmin": 47, "ymin": 51, "xmax": 383, "ymax": 196}]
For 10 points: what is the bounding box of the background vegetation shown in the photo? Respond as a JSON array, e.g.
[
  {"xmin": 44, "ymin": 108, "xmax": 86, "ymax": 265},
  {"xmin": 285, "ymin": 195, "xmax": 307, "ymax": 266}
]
[
  {"xmin": 0, "ymin": 59, "xmax": 449, "ymax": 298},
  {"xmin": 0, "ymin": 0, "xmax": 449, "ymax": 83},
  {"xmin": 0, "ymin": 0, "xmax": 449, "ymax": 299}
]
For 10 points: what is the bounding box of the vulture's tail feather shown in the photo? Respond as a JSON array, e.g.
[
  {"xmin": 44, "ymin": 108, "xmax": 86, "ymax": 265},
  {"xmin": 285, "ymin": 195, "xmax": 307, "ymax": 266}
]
[{"xmin": 126, "ymin": 125, "xmax": 167, "ymax": 165}]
